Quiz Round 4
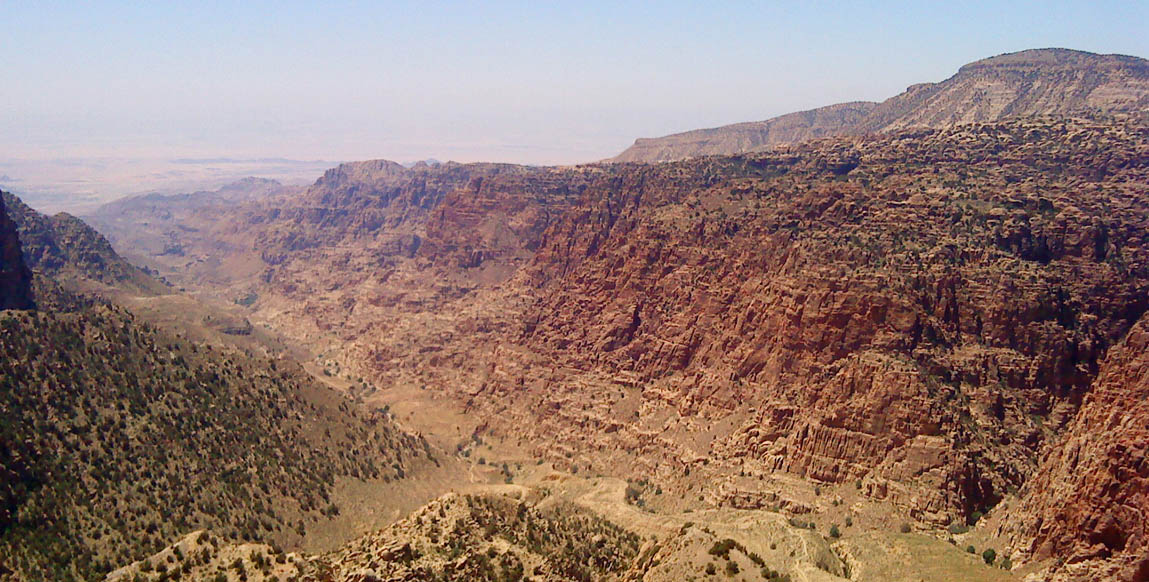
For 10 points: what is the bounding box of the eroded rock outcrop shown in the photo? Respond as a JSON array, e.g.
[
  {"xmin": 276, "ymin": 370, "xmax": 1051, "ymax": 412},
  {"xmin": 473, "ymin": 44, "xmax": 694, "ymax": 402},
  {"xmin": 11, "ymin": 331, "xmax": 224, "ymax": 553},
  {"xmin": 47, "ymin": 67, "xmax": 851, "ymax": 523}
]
[
  {"xmin": 999, "ymin": 314, "xmax": 1149, "ymax": 581},
  {"xmin": 0, "ymin": 192, "xmax": 33, "ymax": 310}
]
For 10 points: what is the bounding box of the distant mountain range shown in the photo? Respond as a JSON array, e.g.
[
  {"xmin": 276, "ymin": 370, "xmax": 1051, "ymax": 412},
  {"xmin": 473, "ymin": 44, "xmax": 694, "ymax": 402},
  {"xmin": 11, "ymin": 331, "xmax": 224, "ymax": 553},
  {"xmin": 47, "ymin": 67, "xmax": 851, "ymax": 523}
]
[{"xmin": 612, "ymin": 48, "xmax": 1149, "ymax": 162}]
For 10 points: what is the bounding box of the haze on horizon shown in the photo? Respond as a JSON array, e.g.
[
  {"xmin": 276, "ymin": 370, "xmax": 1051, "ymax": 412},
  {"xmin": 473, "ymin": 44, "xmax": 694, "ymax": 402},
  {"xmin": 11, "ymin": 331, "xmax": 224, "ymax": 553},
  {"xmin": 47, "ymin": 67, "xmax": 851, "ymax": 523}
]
[{"xmin": 2, "ymin": 1, "xmax": 1146, "ymax": 211}]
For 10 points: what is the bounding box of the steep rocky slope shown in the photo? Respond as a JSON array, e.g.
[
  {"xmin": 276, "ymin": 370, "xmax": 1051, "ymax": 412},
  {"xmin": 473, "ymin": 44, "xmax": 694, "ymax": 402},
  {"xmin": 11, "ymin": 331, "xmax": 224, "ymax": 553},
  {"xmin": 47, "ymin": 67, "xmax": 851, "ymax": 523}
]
[
  {"xmin": 474, "ymin": 116, "xmax": 1148, "ymax": 527},
  {"xmin": 2, "ymin": 192, "xmax": 167, "ymax": 295},
  {"xmin": 0, "ymin": 293, "xmax": 435, "ymax": 582},
  {"xmin": 0, "ymin": 209, "xmax": 437, "ymax": 582},
  {"xmin": 0, "ymin": 194, "xmax": 33, "ymax": 310},
  {"xmin": 613, "ymin": 48, "xmax": 1148, "ymax": 162},
  {"xmin": 995, "ymin": 313, "xmax": 1149, "ymax": 581}
]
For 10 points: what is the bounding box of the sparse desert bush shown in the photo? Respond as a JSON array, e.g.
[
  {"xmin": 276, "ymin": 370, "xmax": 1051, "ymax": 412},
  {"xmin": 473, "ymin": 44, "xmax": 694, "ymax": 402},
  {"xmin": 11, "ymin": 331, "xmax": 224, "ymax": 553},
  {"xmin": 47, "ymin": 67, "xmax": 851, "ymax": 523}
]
[{"xmin": 725, "ymin": 559, "xmax": 739, "ymax": 575}]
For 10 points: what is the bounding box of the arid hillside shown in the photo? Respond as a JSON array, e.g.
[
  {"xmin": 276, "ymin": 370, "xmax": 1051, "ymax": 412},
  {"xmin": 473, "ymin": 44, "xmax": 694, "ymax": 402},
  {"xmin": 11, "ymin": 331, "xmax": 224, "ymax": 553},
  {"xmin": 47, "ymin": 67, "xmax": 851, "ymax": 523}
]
[
  {"xmin": 0, "ymin": 293, "xmax": 439, "ymax": 582},
  {"xmin": 612, "ymin": 48, "xmax": 1149, "ymax": 162},
  {"xmin": 0, "ymin": 198, "xmax": 441, "ymax": 582}
]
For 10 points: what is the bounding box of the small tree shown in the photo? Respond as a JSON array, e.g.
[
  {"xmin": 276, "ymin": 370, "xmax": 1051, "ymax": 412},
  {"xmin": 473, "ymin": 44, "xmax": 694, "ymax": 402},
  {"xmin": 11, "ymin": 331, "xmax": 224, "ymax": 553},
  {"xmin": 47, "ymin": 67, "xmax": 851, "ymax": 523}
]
[
  {"xmin": 829, "ymin": 524, "xmax": 840, "ymax": 538},
  {"xmin": 982, "ymin": 548, "xmax": 996, "ymax": 565}
]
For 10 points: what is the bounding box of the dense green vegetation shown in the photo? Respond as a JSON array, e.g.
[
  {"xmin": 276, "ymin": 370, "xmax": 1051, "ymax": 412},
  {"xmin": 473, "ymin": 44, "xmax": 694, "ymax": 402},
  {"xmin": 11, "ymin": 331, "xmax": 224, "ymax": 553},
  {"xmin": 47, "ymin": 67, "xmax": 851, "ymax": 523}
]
[{"xmin": 0, "ymin": 297, "xmax": 426, "ymax": 581}]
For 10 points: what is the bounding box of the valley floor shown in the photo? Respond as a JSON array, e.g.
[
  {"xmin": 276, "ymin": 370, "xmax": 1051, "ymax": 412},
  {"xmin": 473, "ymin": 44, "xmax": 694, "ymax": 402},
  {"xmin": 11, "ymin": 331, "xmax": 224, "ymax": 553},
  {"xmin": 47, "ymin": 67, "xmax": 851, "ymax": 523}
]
[{"xmin": 279, "ymin": 367, "xmax": 1023, "ymax": 582}]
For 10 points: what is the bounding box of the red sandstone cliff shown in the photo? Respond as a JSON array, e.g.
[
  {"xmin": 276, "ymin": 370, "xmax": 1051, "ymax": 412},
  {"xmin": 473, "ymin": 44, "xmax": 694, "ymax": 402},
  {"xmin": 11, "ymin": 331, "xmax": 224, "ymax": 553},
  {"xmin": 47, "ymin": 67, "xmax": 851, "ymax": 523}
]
[{"xmin": 998, "ymin": 313, "xmax": 1149, "ymax": 581}]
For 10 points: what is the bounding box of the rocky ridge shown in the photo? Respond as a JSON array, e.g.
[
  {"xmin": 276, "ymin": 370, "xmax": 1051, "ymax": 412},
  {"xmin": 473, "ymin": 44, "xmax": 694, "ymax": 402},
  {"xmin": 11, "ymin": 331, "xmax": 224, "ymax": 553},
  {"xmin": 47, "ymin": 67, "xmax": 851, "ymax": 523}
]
[
  {"xmin": 612, "ymin": 48, "xmax": 1149, "ymax": 162},
  {"xmin": 105, "ymin": 491, "xmax": 643, "ymax": 582},
  {"xmin": 3, "ymin": 192, "xmax": 168, "ymax": 296}
]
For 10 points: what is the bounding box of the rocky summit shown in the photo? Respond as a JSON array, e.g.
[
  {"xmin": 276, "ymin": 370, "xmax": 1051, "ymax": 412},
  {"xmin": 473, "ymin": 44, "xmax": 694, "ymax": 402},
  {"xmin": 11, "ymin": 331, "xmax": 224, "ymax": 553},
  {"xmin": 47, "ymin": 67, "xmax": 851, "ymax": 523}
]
[{"xmin": 612, "ymin": 48, "xmax": 1149, "ymax": 163}]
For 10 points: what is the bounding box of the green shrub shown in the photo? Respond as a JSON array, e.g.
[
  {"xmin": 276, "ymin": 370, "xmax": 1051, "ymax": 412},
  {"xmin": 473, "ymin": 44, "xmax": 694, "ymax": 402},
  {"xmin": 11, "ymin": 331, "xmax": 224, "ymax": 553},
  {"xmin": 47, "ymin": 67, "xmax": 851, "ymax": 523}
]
[
  {"xmin": 725, "ymin": 560, "xmax": 739, "ymax": 575},
  {"xmin": 708, "ymin": 539, "xmax": 738, "ymax": 559}
]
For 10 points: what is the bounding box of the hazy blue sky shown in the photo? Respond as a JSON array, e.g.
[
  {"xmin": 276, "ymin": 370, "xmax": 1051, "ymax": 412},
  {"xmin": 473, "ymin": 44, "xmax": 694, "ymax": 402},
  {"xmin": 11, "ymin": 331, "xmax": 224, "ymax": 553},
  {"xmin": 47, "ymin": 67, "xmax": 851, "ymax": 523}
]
[{"xmin": 2, "ymin": 1, "xmax": 1146, "ymax": 166}]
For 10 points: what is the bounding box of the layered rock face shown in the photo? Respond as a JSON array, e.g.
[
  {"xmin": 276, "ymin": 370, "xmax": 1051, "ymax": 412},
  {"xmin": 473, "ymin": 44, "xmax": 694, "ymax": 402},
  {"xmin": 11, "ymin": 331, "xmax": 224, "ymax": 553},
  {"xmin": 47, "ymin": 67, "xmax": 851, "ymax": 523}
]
[
  {"xmin": 496, "ymin": 116, "xmax": 1148, "ymax": 525},
  {"xmin": 239, "ymin": 160, "xmax": 597, "ymax": 366},
  {"xmin": 0, "ymin": 192, "xmax": 33, "ymax": 310},
  {"xmin": 612, "ymin": 48, "xmax": 1149, "ymax": 162},
  {"xmin": 858, "ymin": 49, "xmax": 1149, "ymax": 133},
  {"xmin": 251, "ymin": 160, "xmax": 595, "ymax": 267},
  {"xmin": 998, "ymin": 313, "xmax": 1149, "ymax": 581}
]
